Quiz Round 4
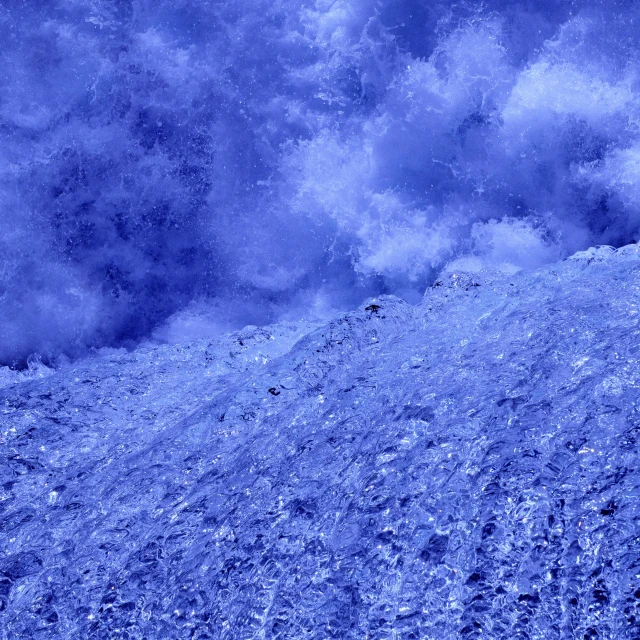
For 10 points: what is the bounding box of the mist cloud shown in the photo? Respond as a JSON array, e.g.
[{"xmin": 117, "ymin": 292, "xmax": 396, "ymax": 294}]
[{"xmin": 1, "ymin": 1, "xmax": 639, "ymax": 364}]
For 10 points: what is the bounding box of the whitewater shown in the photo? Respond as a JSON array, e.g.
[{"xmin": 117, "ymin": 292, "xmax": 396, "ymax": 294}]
[
  {"xmin": 2, "ymin": 1, "xmax": 640, "ymax": 637},
  {"xmin": 3, "ymin": 0, "xmax": 640, "ymax": 364}
]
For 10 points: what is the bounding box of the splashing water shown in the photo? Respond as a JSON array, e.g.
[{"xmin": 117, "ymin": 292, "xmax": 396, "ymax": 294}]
[{"xmin": 1, "ymin": 0, "xmax": 640, "ymax": 364}]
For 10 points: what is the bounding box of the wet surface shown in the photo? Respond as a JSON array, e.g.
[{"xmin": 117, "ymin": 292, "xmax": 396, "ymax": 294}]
[{"xmin": 2, "ymin": 246, "xmax": 640, "ymax": 638}]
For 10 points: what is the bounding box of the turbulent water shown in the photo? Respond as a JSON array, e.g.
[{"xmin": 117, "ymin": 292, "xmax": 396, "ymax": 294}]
[
  {"xmin": 1, "ymin": 245, "xmax": 640, "ymax": 638},
  {"xmin": 3, "ymin": 0, "xmax": 640, "ymax": 363},
  {"xmin": 2, "ymin": 4, "xmax": 640, "ymax": 635}
]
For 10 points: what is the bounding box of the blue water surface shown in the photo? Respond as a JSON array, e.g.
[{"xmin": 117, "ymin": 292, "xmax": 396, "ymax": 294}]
[{"xmin": 1, "ymin": 246, "xmax": 639, "ymax": 638}]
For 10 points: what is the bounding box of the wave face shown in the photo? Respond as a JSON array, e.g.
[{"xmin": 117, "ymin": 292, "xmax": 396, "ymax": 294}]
[
  {"xmin": 1, "ymin": 245, "xmax": 640, "ymax": 638},
  {"xmin": 1, "ymin": 0, "xmax": 640, "ymax": 363}
]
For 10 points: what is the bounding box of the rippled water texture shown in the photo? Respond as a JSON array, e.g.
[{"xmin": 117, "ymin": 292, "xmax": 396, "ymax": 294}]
[{"xmin": 2, "ymin": 245, "xmax": 640, "ymax": 638}]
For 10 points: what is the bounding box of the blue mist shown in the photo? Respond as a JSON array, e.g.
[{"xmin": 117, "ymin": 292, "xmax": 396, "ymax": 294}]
[{"xmin": 1, "ymin": 0, "xmax": 639, "ymax": 364}]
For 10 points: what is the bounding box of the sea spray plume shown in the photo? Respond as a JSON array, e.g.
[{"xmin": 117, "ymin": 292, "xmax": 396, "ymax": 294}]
[
  {"xmin": 283, "ymin": 6, "xmax": 640, "ymax": 282},
  {"xmin": 1, "ymin": 1, "xmax": 640, "ymax": 364}
]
